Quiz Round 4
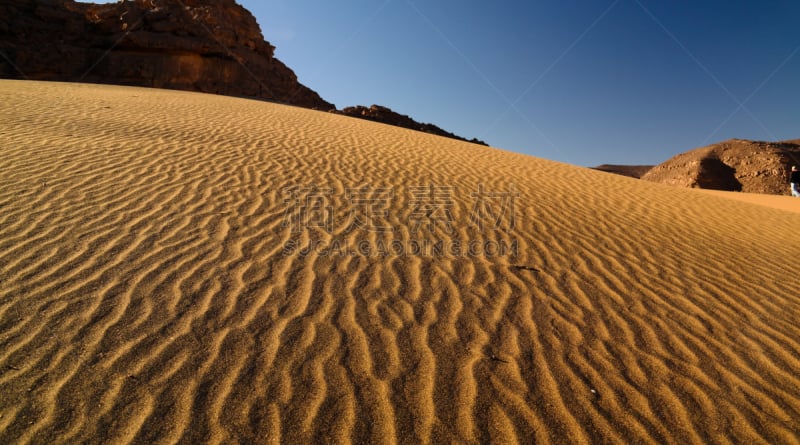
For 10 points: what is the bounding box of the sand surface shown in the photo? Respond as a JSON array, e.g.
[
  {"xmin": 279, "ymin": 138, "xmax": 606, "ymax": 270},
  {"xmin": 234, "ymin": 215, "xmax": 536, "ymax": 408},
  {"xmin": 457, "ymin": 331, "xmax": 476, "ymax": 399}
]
[
  {"xmin": 697, "ymin": 189, "xmax": 800, "ymax": 214},
  {"xmin": 1, "ymin": 80, "xmax": 800, "ymax": 444}
]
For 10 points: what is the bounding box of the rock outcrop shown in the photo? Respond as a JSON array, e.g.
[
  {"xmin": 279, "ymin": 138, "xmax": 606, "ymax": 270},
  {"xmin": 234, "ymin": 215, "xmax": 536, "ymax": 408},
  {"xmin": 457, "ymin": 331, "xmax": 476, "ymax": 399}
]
[
  {"xmin": 592, "ymin": 164, "xmax": 654, "ymax": 179},
  {"xmin": 641, "ymin": 139, "xmax": 800, "ymax": 195},
  {"xmin": 0, "ymin": 0, "xmax": 490, "ymax": 145},
  {"xmin": 336, "ymin": 105, "xmax": 488, "ymax": 146},
  {"xmin": 0, "ymin": 0, "xmax": 334, "ymax": 109}
]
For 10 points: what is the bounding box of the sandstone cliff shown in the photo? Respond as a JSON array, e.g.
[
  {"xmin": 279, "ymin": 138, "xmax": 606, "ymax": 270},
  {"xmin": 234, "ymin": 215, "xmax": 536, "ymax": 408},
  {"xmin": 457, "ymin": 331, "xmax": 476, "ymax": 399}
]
[
  {"xmin": 1, "ymin": 0, "xmax": 490, "ymax": 144},
  {"xmin": 0, "ymin": 0, "xmax": 334, "ymax": 109}
]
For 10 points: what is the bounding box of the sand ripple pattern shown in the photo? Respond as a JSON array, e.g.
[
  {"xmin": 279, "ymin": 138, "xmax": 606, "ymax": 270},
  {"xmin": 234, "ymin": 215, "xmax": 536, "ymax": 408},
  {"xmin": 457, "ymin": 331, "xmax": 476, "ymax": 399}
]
[{"xmin": 1, "ymin": 80, "xmax": 800, "ymax": 444}]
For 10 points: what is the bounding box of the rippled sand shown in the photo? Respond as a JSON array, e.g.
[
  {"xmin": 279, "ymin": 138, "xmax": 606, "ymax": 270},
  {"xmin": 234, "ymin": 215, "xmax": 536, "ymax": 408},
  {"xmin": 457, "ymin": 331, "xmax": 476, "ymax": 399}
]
[{"xmin": 1, "ymin": 80, "xmax": 799, "ymax": 444}]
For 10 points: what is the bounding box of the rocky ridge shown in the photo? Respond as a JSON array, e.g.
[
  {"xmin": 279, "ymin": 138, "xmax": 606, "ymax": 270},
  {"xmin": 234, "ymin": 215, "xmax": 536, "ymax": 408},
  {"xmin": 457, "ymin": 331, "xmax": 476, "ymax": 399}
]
[
  {"xmin": 336, "ymin": 105, "xmax": 488, "ymax": 146},
  {"xmin": 592, "ymin": 164, "xmax": 654, "ymax": 179},
  {"xmin": 641, "ymin": 139, "xmax": 800, "ymax": 195},
  {"xmin": 0, "ymin": 0, "xmax": 334, "ymax": 109},
  {"xmin": 0, "ymin": 0, "xmax": 486, "ymax": 144}
]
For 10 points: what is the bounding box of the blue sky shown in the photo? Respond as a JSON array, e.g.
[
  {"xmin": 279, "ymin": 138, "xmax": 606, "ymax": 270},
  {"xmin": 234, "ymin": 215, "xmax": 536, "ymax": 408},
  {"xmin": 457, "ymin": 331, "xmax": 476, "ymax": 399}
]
[{"xmin": 100, "ymin": 1, "xmax": 800, "ymax": 166}]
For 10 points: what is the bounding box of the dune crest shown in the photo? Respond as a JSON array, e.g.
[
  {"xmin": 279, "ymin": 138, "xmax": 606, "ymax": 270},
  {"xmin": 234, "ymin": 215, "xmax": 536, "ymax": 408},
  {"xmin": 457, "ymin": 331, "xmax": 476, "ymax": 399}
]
[{"xmin": 1, "ymin": 80, "xmax": 799, "ymax": 444}]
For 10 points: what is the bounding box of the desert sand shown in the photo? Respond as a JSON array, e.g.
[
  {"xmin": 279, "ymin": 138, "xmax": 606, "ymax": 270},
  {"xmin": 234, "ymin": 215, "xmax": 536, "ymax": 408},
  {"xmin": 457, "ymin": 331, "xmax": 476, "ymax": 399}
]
[
  {"xmin": 1, "ymin": 80, "xmax": 799, "ymax": 444},
  {"xmin": 697, "ymin": 189, "xmax": 800, "ymax": 215}
]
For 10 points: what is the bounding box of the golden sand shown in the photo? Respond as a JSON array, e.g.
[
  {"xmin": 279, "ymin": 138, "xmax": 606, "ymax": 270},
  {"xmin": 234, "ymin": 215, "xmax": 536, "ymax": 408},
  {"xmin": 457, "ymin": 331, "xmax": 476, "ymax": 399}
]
[
  {"xmin": 697, "ymin": 189, "xmax": 800, "ymax": 214},
  {"xmin": 1, "ymin": 80, "xmax": 799, "ymax": 444}
]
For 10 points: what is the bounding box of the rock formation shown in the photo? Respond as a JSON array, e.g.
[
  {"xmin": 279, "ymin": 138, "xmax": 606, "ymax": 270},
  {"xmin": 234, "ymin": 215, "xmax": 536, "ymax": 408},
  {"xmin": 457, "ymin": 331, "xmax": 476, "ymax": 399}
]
[
  {"xmin": 592, "ymin": 164, "xmax": 654, "ymax": 179},
  {"xmin": 0, "ymin": 0, "xmax": 488, "ymax": 144},
  {"xmin": 336, "ymin": 105, "xmax": 488, "ymax": 146},
  {"xmin": 641, "ymin": 139, "xmax": 800, "ymax": 195},
  {"xmin": 0, "ymin": 0, "xmax": 334, "ymax": 109}
]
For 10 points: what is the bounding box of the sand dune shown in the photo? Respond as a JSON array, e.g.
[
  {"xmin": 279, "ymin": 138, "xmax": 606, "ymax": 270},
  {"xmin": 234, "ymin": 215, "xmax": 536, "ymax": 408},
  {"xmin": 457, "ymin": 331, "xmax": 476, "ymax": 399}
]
[
  {"xmin": 696, "ymin": 189, "xmax": 800, "ymax": 214},
  {"xmin": 1, "ymin": 80, "xmax": 799, "ymax": 444}
]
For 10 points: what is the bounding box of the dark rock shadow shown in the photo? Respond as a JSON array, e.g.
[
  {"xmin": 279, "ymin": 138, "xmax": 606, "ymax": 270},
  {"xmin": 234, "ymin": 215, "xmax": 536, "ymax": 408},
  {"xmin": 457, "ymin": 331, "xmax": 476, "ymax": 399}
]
[{"xmin": 695, "ymin": 158, "xmax": 742, "ymax": 191}]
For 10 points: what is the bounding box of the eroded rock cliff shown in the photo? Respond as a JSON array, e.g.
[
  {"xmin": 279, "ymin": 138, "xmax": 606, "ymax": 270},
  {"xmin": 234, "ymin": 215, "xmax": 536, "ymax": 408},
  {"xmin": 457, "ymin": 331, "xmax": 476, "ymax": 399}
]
[{"xmin": 0, "ymin": 0, "xmax": 334, "ymax": 109}]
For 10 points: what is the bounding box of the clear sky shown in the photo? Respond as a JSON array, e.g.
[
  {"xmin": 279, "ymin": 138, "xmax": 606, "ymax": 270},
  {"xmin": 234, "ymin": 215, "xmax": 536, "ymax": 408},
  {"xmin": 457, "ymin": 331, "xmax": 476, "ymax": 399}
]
[{"xmin": 101, "ymin": 1, "xmax": 800, "ymax": 166}]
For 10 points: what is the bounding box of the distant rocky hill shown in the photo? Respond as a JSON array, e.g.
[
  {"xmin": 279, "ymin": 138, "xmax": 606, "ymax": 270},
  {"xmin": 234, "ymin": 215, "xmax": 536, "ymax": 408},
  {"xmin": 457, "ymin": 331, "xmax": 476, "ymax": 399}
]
[
  {"xmin": 0, "ymin": 0, "xmax": 485, "ymax": 144},
  {"xmin": 593, "ymin": 164, "xmax": 653, "ymax": 179},
  {"xmin": 641, "ymin": 139, "xmax": 800, "ymax": 195},
  {"xmin": 336, "ymin": 105, "xmax": 488, "ymax": 146}
]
